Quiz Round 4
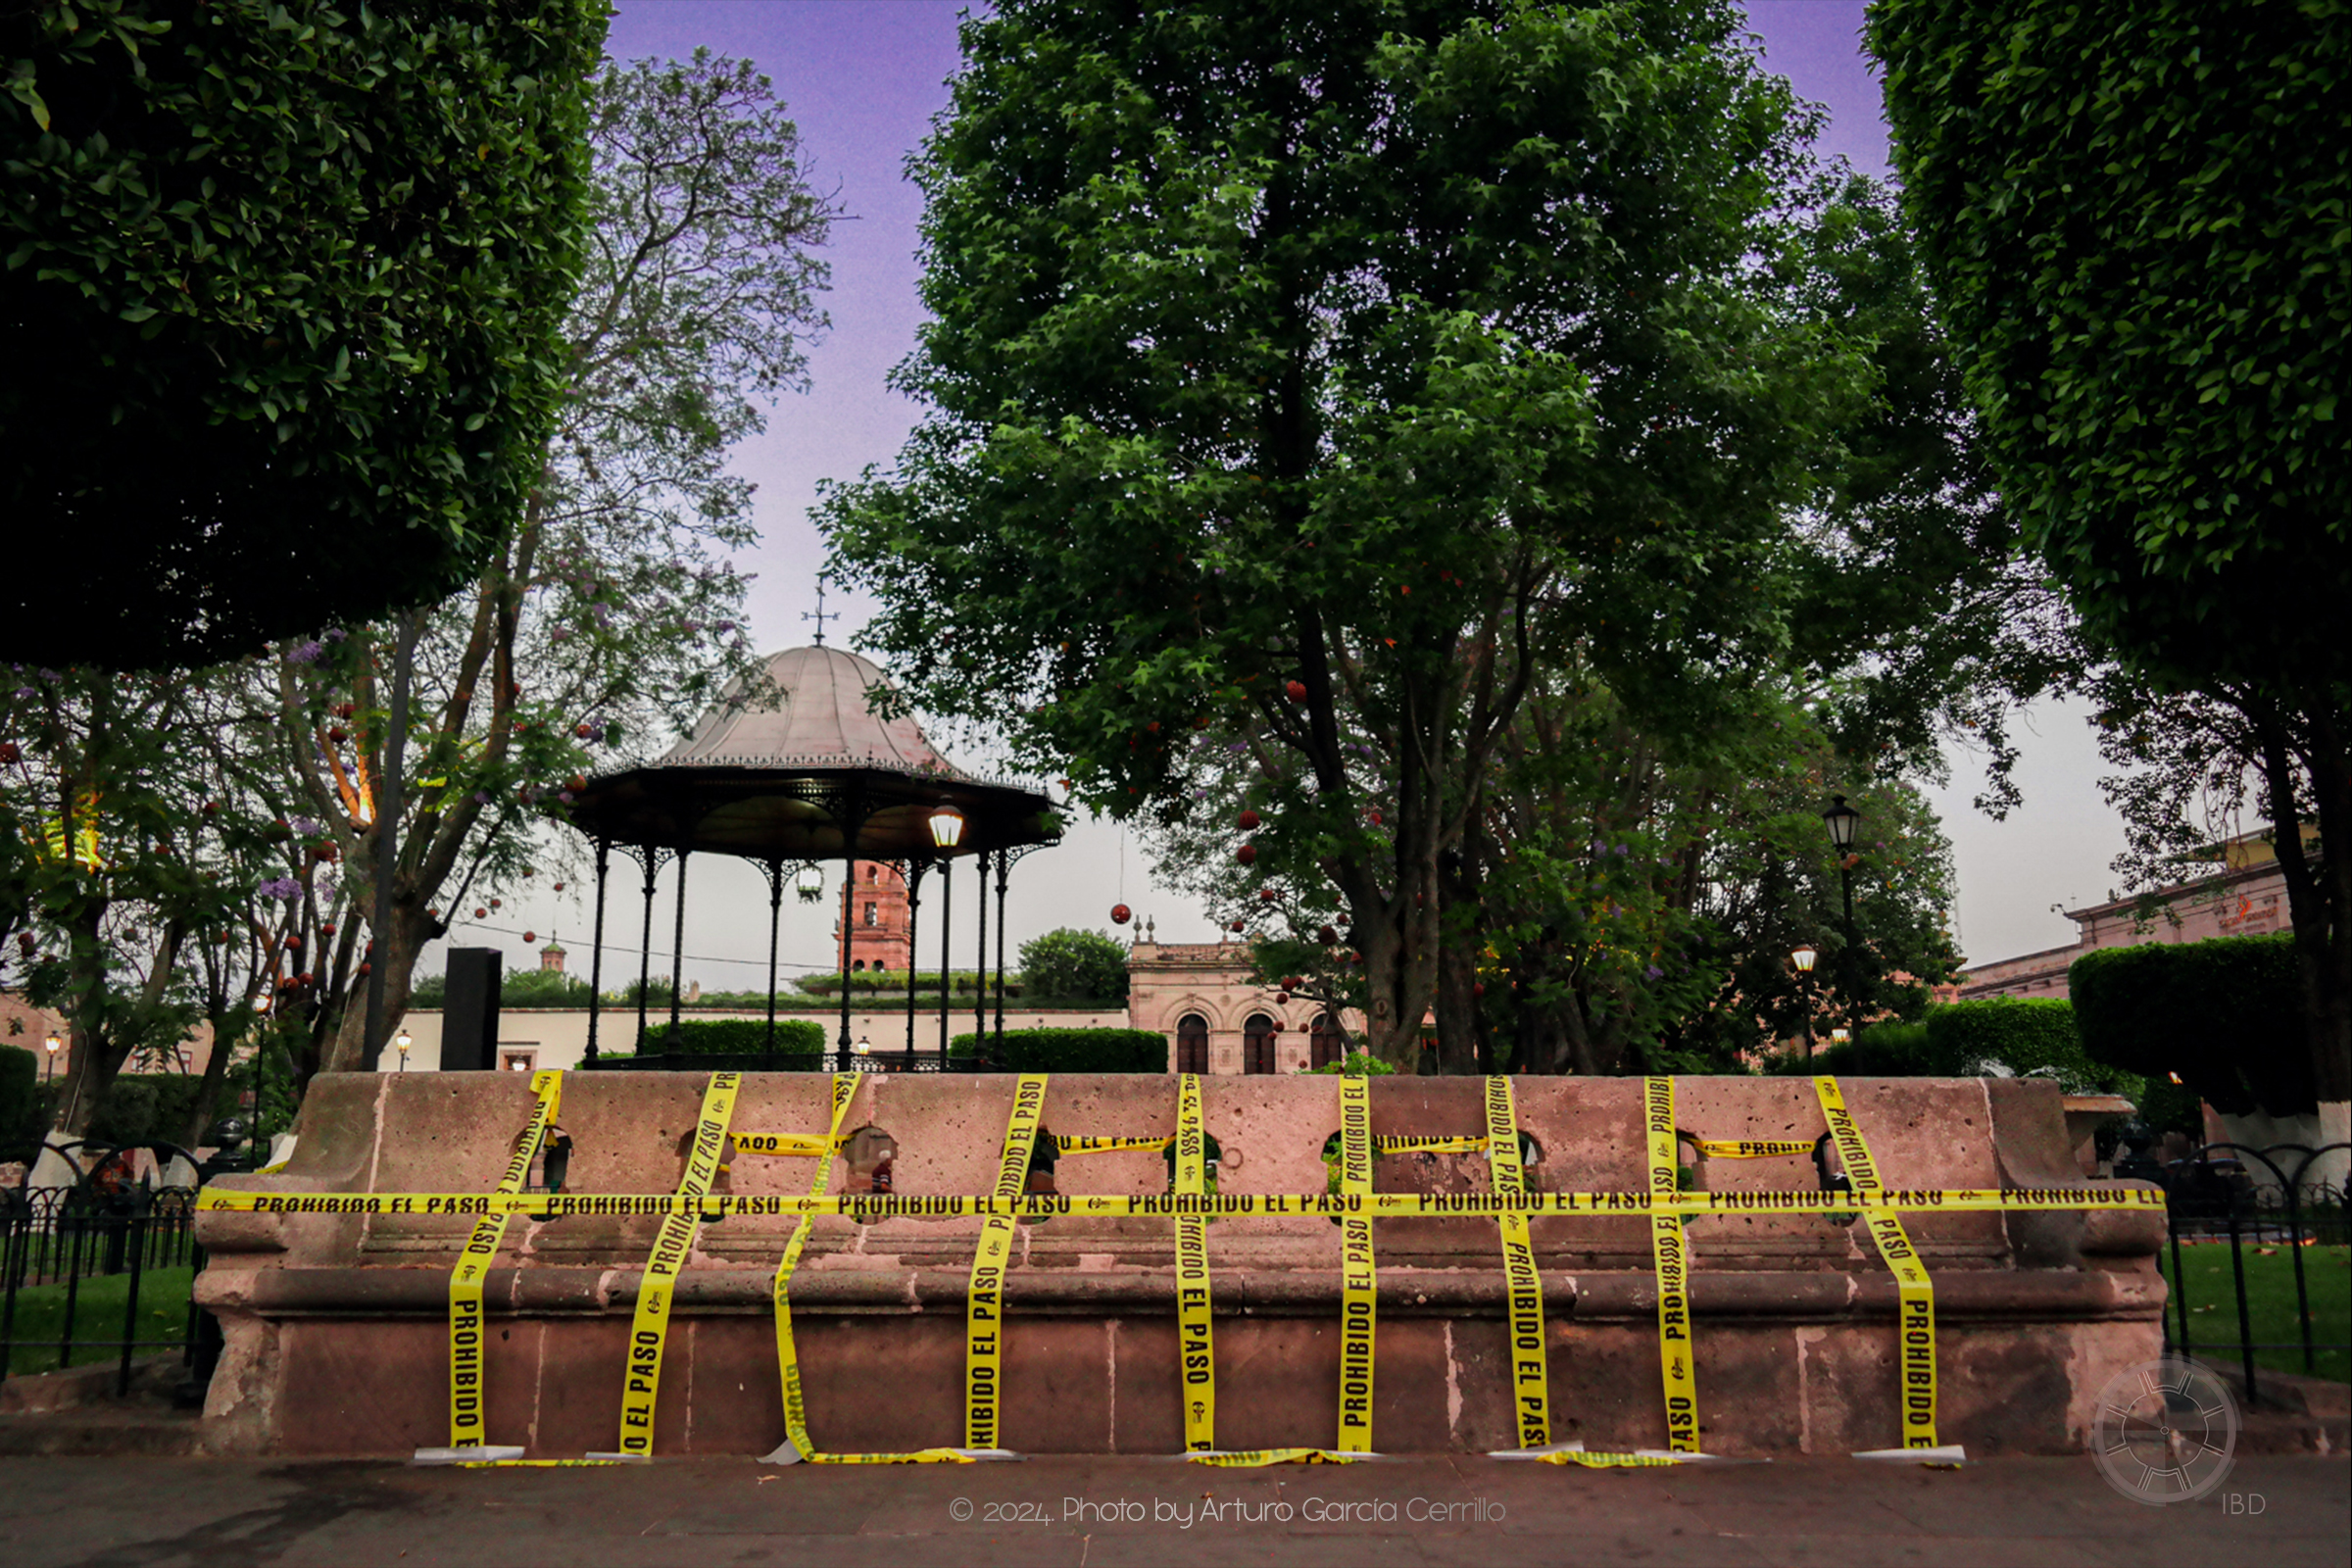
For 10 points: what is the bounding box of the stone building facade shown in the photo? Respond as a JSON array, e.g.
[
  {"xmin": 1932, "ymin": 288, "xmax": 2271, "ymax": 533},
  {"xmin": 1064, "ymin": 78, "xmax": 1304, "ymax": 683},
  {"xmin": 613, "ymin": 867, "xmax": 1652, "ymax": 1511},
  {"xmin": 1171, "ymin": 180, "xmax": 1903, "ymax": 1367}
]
[
  {"xmin": 1957, "ymin": 828, "xmax": 2299, "ymax": 1002},
  {"xmin": 832, "ymin": 859, "xmax": 912, "ymax": 972},
  {"xmin": 1123, "ymin": 937, "xmax": 1361, "ymax": 1075}
]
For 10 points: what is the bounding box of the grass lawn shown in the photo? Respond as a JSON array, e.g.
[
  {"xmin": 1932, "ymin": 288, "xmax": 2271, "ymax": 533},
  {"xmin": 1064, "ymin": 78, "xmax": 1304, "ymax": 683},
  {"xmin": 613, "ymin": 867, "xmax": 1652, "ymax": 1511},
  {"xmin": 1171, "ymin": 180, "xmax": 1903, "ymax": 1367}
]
[
  {"xmin": 2162, "ymin": 1243, "xmax": 2351, "ymax": 1383},
  {"xmin": 1, "ymin": 1265, "xmax": 194, "ymax": 1377}
]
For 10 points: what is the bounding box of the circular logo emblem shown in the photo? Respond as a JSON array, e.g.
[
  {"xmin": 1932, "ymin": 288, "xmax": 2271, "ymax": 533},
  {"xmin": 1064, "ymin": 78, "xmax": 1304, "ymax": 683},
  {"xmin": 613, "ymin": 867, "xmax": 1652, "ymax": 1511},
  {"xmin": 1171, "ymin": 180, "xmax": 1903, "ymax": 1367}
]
[{"xmin": 2089, "ymin": 1355, "xmax": 2240, "ymax": 1504}]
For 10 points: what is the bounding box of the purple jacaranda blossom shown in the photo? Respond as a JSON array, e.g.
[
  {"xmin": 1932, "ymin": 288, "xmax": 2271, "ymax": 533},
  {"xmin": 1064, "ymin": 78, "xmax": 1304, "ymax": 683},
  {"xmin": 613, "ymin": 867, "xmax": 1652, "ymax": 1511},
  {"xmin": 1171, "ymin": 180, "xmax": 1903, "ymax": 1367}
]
[
  {"xmin": 292, "ymin": 818, "xmax": 321, "ymax": 839},
  {"xmin": 258, "ymin": 876, "xmax": 302, "ymax": 901},
  {"xmin": 472, "ymin": 791, "xmax": 492, "ymax": 805},
  {"xmin": 1644, "ymin": 965, "xmax": 1664, "ymax": 981},
  {"xmin": 288, "ymin": 641, "xmax": 323, "ymax": 665},
  {"xmin": 557, "ymin": 790, "xmax": 575, "ymax": 804},
  {"xmin": 322, "ymin": 627, "xmax": 347, "ymax": 642},
  {"xmin": 550, "ymin": 628, "xmax": 573, "ymax": 644},
  {"xmin": 13, "ymin": 687, "xmax": 33, "ymax": 699}
]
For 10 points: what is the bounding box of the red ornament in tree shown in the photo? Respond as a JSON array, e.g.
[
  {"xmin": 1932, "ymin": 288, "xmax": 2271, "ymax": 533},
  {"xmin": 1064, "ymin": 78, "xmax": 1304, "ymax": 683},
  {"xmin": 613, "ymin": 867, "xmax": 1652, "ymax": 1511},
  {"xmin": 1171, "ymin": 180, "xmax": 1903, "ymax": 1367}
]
[
  {"xmin": 1271, "ymin": 1020, "xmax": 1285, "ymax": 1033},
  {"xmin": 326, "ymin": 726, "xmax": 348, "ymax": 744},
  {"xmin": 474, "ymin": 907, "xmax": 487, "ymax": 919},
  {"xmin": 552, "ymin": 882, "xmax": 564, "ymax": 892},
  {"xmin": 1276, "ymin": 992, "xmax": 1292, "ymax": 1004},
  {"xmin": 320, "ymin": 923, "xmax": 336, "ymax": 937},
  {"xmin": 489, "ymin": 898, "xmax": 502, "ymax": 909},
  {"xmin": 357, "ymin": 962, "xmax": 371, "ymax": 977},
  {"xmin": 523, "ymin": 931, "xmax": 536, "ymax": 944},
  {"xmin": 1317, "ymin": 926, "xmax": 1337, "ymax": 946},
  {"xmin": 1110, "ymin": 904, "xmax": 1132, "ymax": 926},
  {"xmin": 1285, "ymin": 679, "xmax": 1307, "ymax": 702},
  {"xmin": 1367, "ymin": 810, "xmax": 1383, "ymax": 826},
  {"xmin": 333, "ymin": 703, "xmax": 355, "ymax": 719},
  {"xmin": 566, "ymin": 773, "xmax": 588, "ymax": 792},
  {"xmin": 1236, "ymin": 845, "xmax": 1256, "ymax": 865},
  {"xmin": 1281, "ymin": 975, "xmax": 1300, "ymax": 990},
  {"xmin": 1237, "ymin": 808, "xmax": 1260, "ymax": 831},
  {"xmin": 286, "ymin": 934, "xmax": 303, "ymax": 950},
  {"xmin": 1229, "ymin": 919, "xmax": 1245, "ymax": 933},
  {"xmin": 1473, "ymin": 982, "xmax": 1486, "ymax": 999},
  {"xmin": 1258, "ymin": 887, "xmax": 1277, "ymax": 902},
  {"xmin": 0, "ymin": 742, "xmax": 19, "ymax": 764}
]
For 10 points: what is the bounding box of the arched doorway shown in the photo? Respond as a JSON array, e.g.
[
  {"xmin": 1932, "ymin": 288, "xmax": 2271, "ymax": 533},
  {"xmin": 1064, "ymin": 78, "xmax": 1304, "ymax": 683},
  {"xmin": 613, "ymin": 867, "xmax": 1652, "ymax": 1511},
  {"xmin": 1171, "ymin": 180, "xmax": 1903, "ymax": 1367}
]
[
  {"xmin": 1176, "ymin": 1012, "xmax": 1209, "ymax": 1075},
  {"xmin": 1243, "ymin": 1012, "xmax": 1277, "ymax": 1075},
  {"xmin": 1310, "ymin": 1012, "xmax": 1346, "ymax": 1069}
]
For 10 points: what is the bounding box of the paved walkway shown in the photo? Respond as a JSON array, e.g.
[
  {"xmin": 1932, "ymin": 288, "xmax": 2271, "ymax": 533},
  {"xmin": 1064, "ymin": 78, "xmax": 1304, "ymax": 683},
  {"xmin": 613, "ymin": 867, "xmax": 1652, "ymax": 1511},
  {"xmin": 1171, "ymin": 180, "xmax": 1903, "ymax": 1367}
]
[{"xmin": 4, "ymin": 1453, "xmax": 2345, "ymax": 1567}]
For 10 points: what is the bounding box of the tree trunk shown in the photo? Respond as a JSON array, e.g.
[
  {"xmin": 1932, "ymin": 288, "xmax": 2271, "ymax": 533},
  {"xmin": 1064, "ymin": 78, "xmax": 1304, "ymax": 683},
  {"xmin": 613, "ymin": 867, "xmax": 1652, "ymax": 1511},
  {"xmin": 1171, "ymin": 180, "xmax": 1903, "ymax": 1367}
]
[{"xmin": 2260, "ymin": 703, "xmax": 2352, "ymax": 1103}]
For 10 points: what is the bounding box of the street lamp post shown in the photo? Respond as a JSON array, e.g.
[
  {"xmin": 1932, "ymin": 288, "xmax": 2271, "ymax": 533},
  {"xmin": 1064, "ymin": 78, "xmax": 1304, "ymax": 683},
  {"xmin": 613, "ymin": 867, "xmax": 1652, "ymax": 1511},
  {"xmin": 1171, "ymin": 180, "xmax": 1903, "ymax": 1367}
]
[
  {"xmin": 395, "ymin": 1027, "xmax": 413, "ymax": 1072},
  {"xmin": 43, "ymin": 1030, "xmax": 60, "ymax": 1084},
  {"xmin": 1822, "ymin": 794, "xmax": 1865, "ymax": 1044},
  {"xmin": 1789, "ymin": 946, "xmax": 1818, "ymax": 1057}
]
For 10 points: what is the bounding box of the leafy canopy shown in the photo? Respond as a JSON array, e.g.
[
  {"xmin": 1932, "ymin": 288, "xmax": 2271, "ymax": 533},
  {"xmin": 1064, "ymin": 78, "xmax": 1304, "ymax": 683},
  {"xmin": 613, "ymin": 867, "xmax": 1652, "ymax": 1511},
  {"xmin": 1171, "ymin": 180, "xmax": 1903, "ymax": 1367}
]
[{"xmin": 1, "ymin": 0, "xmax": 607, "ymax": 668}]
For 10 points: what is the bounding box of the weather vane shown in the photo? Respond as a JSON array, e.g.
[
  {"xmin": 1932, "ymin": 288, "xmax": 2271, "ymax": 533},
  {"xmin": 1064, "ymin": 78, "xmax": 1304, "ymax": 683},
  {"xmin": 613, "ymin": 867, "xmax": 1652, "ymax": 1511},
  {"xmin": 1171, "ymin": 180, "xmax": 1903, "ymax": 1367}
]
[{"xmin": 803, "ymin": 580, "xmax": 839, "ymax": 647}]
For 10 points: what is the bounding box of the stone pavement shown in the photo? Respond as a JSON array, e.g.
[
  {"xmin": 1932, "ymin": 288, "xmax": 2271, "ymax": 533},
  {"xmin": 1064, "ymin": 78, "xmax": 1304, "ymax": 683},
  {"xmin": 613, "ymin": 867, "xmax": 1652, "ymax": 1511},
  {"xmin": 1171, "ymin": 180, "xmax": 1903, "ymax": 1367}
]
[{"xmin": 2, "ymin": 1453, "xmax": 2344, "ymax": 1567}]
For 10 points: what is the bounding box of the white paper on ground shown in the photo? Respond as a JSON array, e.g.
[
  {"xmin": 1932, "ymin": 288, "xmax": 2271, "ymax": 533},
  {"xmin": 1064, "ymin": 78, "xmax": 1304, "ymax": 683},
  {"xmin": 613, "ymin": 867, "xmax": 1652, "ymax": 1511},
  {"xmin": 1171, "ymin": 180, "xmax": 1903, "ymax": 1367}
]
[
  {"xmin": 1852, "ymin": 1445, "xmax": 1969, "ymax": 1464},
  {"xmin": 412, "ymin": 1446, "xmax": 526, "ymax": 1465}
]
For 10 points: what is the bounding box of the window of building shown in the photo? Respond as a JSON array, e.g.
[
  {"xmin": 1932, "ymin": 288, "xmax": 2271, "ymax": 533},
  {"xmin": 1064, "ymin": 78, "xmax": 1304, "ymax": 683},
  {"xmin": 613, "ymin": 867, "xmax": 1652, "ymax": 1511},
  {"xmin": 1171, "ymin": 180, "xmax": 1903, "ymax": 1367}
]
[
  {"xmin": 1243, "ymin": 1012, "xmax": 1277, "ymax": 1075},
  {"xmin": 1176, "ymin": 1013, "xmax": 1209, "ymax": 1075},
  {"xmin": 864, "ymin": 902, "xmax": 878, "ymax": 927},
  {"xmin": 500, "ymin": 1048, "xmax": 537, "ymax": 1073},
  {"xmin": 1310, "ymin": 1013, "xmax": 1345, "ymax": 1069}
]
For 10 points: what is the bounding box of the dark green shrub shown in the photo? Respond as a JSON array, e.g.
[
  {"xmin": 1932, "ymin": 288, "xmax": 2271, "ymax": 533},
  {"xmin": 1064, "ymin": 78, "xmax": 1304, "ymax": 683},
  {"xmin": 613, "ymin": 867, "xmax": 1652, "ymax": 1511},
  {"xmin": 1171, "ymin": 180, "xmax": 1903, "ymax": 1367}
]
[
  {"xmin": 83, "ymin": 1074, "xmax": 212, "ymax": 1151},
  {"xmin": 0, "ymin": 1044, "xmax": 42, "ymax": 1161},
  {"xmin": 634, "ymin": 1018, "xmax": 828, "ymax": 1056},
  {"xmin": 1763, "ymin": 1021, "xmax": 1933, "ymax": 1079},
  {"xmin": 1923, "ymin": 999, "xmax": 2109, "ymax": 1087},
  {"xmin": 949, "ymin": 1028, "xmax": 1166, "ymax": 1073},
  {"xmin": 2071, "ymin": 934, "xmax": 2310, "ymax": 1117},
  {"xmin": 798, "ymin": 970, "xmax": 1013, "ymax": 997}
]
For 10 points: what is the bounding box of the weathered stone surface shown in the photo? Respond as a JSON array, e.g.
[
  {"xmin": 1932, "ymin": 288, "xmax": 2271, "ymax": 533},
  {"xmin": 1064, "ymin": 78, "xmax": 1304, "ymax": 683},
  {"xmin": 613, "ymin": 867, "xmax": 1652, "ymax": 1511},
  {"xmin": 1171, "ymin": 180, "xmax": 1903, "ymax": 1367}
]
[{"xmin": 193, "ymin": 1073, "xmax": 2162, "ymax": 1458}]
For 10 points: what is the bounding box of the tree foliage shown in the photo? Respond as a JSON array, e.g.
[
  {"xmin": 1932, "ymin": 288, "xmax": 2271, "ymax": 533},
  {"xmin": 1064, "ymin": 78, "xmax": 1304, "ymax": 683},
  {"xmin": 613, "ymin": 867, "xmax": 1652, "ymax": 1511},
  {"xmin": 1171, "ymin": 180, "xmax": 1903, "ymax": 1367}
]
[
  {"xmin": 2072, "ymin": 933, "xmax": 2311, "ymax": 1117},
  {"xmin": 1, "ymin": 0, "xmax": 608, "ymax": 668},
  {"xmin": 1016, "ymin": 928, "xmax": 1131, "ymax": 1004},
  {"xmin": 825, "ymin": 0, "xmax": 1942, "ymax": 1064},
  {"xmin": 1873, "ymin": 0, "xmax": 2351, "ymax": 1102}
]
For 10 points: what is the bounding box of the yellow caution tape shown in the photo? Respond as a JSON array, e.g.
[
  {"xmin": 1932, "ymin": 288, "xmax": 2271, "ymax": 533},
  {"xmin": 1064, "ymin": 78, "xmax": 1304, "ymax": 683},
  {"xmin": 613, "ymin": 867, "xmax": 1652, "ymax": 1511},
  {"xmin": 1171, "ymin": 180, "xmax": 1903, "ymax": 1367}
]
[
  {"xmin": 772, "ymin": 1074, "xmax": 858, "ymax": 1459},
  {"xmin": 734, "ymin": 1132, "xmax": 846, "ymax": 1157},
  {"xmin": 1337, "ymin": 1073, "xmax": 1376, "ymax": 1453},
  {"xmin": 1373, "ymin": 1134, "xmax": 1489, "ymax": 1153},
  {"xmin": 1055, "ymin": 1135, "xmax": 1174, "ymax": 1154},
  {"xmin": 1495, "ymin": 1449, "xmax": 1682, "ymax": 1467},
  {"xmin": 965, "ymin": 1074, "xmax": 1045, "ymax": 1452},
  {"xmin": 445, "ymin": 1070, "xmax": 563, "ymax": 1450},
  {"xmin": 1815, "ymin": 1076, "xmax": 1939, "ymax": 1450},
  {"xmin": 1484, "ymin": 1076, "xmax": 1549, "ymax": 1450},
  {"xmin": 1173, "ymin": 1073, "xmax": 1215, "ymax": 1452},
  {"xmin": 608, "ymin": 1071, "xmax": 740, "ymax": 1459},
  {"xmin": 197, "ymin": 1185, "xmax": 2167, "ymax": 1219},
  {"xmin": 1187, "ymin": 1447, "xmax": 1374, "ymax": 1466},
  {"xmin": 1692, "ymin": 1139, "xmax": 1817, "ymax": 1158},
  {"xmin": 1645, "ymin": 1077, "xmax": 1700, "ymax": 1454}
]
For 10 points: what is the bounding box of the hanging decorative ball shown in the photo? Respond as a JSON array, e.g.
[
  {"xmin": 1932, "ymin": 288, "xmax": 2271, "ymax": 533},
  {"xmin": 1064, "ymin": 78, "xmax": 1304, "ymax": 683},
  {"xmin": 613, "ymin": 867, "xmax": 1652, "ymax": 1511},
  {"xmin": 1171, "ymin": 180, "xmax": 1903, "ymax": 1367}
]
[
  {"xmin": 1229, "ymin": 919, "xmax": 1245, "ymax": 933},
  {"xmin": 575, "ymin": 723, "xmax": 597, "ymax": 739},
  {"xmin": 1237, "ymin": 808, "xmax": 1260, "ymax": 831},
  {"xmin": 489, "ymin": 898, "xmax": 502, "ymax": 909},
  {"xmin": 1473, "ymin": 982, "xmax": 1486, "ymax": 999},
  {"xmin": 1258, "ymin": 887, "xmax": 1277, "ymax": 903},
  {"xmin": 19, "ymin": 932, "xmax": 36, "ymax": 953},
  {"xmin": 1236, "ymin": 845, "xmax": 1257, "ymax": 865},
  {"xmin": 0, "ymin": 741, "xmax": 20, "ymax": 764},
  {"xmin": 523, "ymin": 931, "xmax": 536, "ymax": 945},
  {"xmin": 1271, "ymin": 1020, "xmax": 1285, "ymax": 1033},
  {"xmin": 320, "ymin": 922, "xmax": 336, "ymax": 937},
  {"xmin": 327, "ymin": 726, "xmax": 349, "ymax": 744},
  {"xmin": 474, "ymin": 907, "xmax": 488, "ymax": 919},
  {"xmin": 1367, "ymin": 810, "xmax": 1383, "ymax": 826},
  {"xmin": 1317, "ymin": 926, "xmax": 1337, "ymax": 946},
  {"xmin": 1276, "ymin": 992, "xmax": 1292, "ymax": 1004},
  {"xmin": 552, "ymin": 882, "xmax": 564, "ymax": 893},
  {"xmin": 357, "ymin": 962, "xmax": 371, "ymax": 977},
  {"xmin": 1285, "ymin": 679, "xmax": 1307, "ymax": 702},
  {"xmin": 286, "ymin": 934, "xmax": 304, "ymax": 950},
  {"xmin": 334, "ymin": 703, "xmax": 355, "ymax": 719},
  {"xmin": 523, "ymin": 867, "xmax": 536, "ymax": 878},
  {"xmin": 1110, "ymin": 904, "xmax": 1132, "ymax": 925}
]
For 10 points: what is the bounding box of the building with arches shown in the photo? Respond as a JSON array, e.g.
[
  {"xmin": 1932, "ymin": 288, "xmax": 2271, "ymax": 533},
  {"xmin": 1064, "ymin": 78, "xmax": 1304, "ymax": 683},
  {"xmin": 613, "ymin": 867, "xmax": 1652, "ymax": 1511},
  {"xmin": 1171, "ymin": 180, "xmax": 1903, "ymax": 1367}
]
[
  {"xmin": 1126, "ymin": 936, "xmax": 1367, "ymax": 1075},
  {"xmin": 833, "ymin": 860, "xmax": 912, "ymax": 972}
]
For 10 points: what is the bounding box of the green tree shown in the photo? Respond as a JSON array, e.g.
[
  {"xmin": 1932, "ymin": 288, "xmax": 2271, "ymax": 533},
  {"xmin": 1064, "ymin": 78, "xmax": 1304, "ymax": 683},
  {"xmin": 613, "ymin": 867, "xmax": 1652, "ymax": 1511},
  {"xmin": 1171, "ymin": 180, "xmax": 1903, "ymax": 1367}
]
[
  {"xmin": 1017, "ymin": 928, "xmax": 1131, "ymax": 1004},
  {"xmin": 1, "ymin": 0, "xmax": 607, "ymax": 668},
  {"xmin": 826, "ymin": 0, "xmax": 1878, "ymax": 1064},
  {"xmin": 1872, "ymin": 0, "xmax": 2351, "ymax": 1101},
  {"xmin": 285, "ymin": 51, "xmax": 837, "ymax": 1074}
]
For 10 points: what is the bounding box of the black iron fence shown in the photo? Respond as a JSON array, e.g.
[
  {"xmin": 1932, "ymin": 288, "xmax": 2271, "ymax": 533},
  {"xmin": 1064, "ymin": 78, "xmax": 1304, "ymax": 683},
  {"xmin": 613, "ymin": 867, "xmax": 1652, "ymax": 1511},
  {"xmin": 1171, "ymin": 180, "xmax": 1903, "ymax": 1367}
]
[
  {"xmin": 2, "ymin": 1143, "xmax": 210, "ymax": 1396},
  {"xmin": 2141, "ymin": 1141, "xmax": 2351, "ymax": 1403}
]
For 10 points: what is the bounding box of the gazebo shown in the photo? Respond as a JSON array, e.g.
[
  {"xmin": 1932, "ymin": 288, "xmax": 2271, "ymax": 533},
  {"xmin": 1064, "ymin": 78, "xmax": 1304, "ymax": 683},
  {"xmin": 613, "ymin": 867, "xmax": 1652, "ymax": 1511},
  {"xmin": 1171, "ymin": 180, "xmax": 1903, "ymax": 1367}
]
[{"xmin": 564, "ymin": 644, "xmax": 1062, "ymax": 1068}]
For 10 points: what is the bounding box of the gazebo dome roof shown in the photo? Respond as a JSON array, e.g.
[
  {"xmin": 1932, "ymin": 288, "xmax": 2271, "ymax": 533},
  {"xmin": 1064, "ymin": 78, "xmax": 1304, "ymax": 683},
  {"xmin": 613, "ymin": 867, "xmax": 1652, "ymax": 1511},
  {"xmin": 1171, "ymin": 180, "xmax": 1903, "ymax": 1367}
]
[
  {"xmin": 565, "ymin": 645, "xmax": 1059, "ymax": 860},
  {"xmin": 657, "ymin": 646, "xmax": 964, "ymax": 776}
]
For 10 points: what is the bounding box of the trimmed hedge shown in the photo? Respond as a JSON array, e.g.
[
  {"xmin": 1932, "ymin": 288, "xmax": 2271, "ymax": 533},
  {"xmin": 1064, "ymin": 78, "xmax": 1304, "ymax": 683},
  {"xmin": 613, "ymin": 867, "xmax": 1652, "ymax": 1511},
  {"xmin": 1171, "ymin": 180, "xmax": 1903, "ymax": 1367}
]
[
  {"xmin": 0, "ymin": 1044, "xmax": 41, "ymax": 1161},
  {"xmin": 1764, "ymin": 1020, "xmax": 1933, "ymax": 1079},
  {"xmin": 634, "ymin": 1018, "xmax": 828, "ymax": 1056},
  {"xmin": 1765, "ymin": 1000, "xmax": 2145, "ymax": 1103},
  {"xmin": 798, "ymin": 971, "xmax": 1019, "ymax": 997},
  {"xmin": 2071, "ymin": 933, "xmax": 2311, "ymax": 1117},
  {"xmin": 949, "ymin": 1028, "xmax": 1167, "ymax": 1073}
]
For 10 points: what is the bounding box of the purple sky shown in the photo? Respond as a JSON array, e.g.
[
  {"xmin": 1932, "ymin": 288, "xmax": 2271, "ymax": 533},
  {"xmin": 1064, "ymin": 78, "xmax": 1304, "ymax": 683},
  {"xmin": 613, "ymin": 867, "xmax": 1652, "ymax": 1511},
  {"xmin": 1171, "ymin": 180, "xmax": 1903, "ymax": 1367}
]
[{"xmin": 444, "ymin": 2, "xmax": 2118, "ymax": 994}]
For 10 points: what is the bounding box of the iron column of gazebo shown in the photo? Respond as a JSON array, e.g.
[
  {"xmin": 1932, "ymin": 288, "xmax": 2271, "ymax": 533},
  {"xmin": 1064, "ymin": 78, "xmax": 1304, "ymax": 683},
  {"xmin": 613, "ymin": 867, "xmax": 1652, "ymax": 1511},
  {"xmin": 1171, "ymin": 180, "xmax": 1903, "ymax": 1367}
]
[
  {"xmin": 834, "ymin": 794, "xmax": 869, "ymax": 1064},
  {"xmin": 903, "ymin": 858, "xmax": 927, "ymax": 1057},
  {"xmin": 584, "ymin": 839, "xmax": 611, "ymax": 1062},
  {"xmin": 668, "ymin": 851, "xmax": 691, "ymax": 1039},
  {"xmin": 935, "ymin": 855, "xmax": 953, "ymax": 1069},
  {"xmin": 760, "ymin": 858, "xmax": 785, "ymax": 1066}
]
